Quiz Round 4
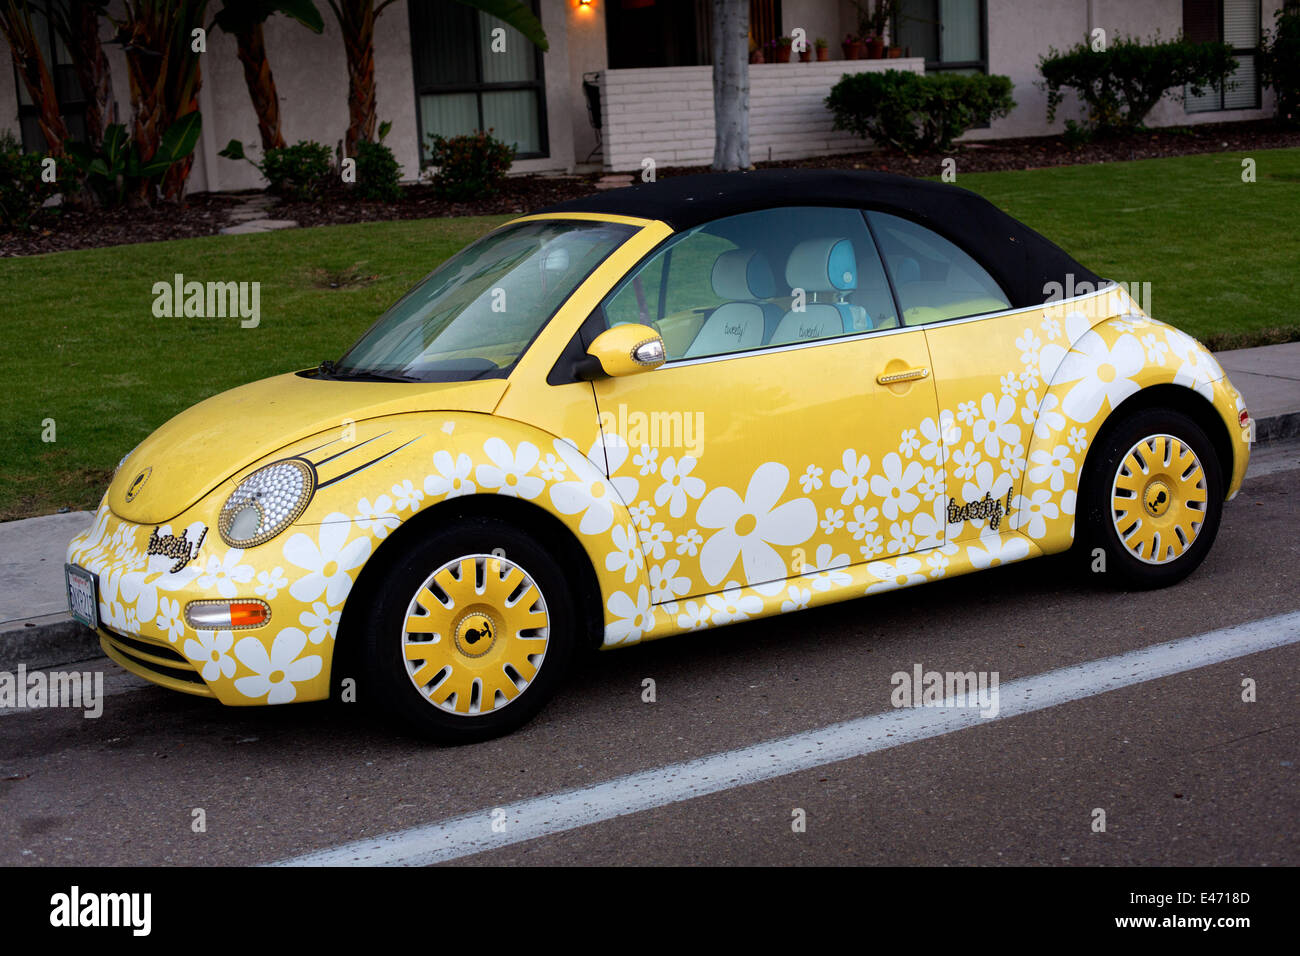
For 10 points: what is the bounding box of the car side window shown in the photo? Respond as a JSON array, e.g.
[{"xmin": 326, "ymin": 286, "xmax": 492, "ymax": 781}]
[
  {"xmin": 867, "ymin": 211, "xmax": 1011, "ymax": 325},
  {"xmin": 601, "ymin": 206, "xmax": 898, "ymax": 362}
]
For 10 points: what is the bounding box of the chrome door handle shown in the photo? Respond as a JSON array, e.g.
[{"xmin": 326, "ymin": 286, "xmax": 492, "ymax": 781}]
[{"xmin": 877, "ymin": 367, "xmax": 930, "ymax": 385}]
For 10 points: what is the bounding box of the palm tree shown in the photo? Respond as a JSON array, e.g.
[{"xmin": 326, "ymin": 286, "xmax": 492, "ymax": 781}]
[
  {"xmin": 41, "ymin": 0, "xmax": 117, "ymax": 149},
  {"xmin": 211, "ymin": 0, "xmax": 324, "ymax": 152},
  {"xmin": 0, "ymin": 0, "xmax": 69, "ymax": 155},
  {"xmin": 711, "ymin": 0, "xmax": 749, "ymax": 170},
  {"xmin": 113, "ymin": 0, "xmax": 209, "ymax": 201},
  {"xmin": 329, "ymin": 0, "xmax": 548, "ymax": 156}
]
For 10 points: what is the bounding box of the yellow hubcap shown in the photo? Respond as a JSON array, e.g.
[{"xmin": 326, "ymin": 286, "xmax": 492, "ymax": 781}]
[
  {"xmin": 402, "ymin": 554, "xmax": 549, "ymax": 715},
  {"xmin": 1111, "ymin": 434, "xmax": 1207, "ymax": 565}
]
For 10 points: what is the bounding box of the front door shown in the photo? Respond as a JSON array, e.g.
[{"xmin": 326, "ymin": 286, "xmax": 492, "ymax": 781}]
[{"xmin": 590, "ymin": 206, "xmax": 945, "ymax": 603}]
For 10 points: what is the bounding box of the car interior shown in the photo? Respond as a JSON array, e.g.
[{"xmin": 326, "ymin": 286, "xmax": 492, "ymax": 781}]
[{"xmin": 603, "ymin": 206, "xmax": 1013, "ymax": 363}]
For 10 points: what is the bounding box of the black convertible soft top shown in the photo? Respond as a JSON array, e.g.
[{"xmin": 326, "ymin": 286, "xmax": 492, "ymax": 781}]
[{"xmin": 539, "ymin": 168, "xmax": 1100, "ymax": 310}]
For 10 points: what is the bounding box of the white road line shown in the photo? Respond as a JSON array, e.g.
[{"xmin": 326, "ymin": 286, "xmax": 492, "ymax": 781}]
[{"xmin": 274, "ymin": 609, "xmax": 1300, "ymax": 867}]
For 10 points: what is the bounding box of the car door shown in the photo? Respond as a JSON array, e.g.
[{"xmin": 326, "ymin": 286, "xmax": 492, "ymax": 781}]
[
  {"xmin": 865, "ymin": 210, "xmax": 1033, "ymax": 546},
  {"xmin": 589, "ymin": 206, "xmax": 945, "ymax": 603}
]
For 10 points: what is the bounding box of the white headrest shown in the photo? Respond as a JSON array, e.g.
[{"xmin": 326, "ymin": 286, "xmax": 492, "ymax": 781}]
[
  {"xmin": 711, "ymin": 249, "xmax": 776, "ymax": 299},
  {"xmin": 685, "ymin": 302, "xmax": 765, "ymax": 358},
  {"xmin": 768, "ymin": 304, "xmax": 843, "ymax": 346},
  {"xmin": 785, "ymin": 238, "xmax": 857, "ymax": 293}
]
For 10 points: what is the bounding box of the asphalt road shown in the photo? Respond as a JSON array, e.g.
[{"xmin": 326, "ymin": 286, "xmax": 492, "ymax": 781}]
[{"xmin": 2, "ymin": 440, "xmax": 1297, "ymax": 867}]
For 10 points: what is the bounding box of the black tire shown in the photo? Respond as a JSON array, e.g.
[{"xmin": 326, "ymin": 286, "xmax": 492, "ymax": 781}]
[
  {"xmin": 1079, "ymin": 406, "xmax": 1223, "ymax": 590},
  {"xmin": 360, "ymin": 515, "xmax": 578, "ymax": 744}
]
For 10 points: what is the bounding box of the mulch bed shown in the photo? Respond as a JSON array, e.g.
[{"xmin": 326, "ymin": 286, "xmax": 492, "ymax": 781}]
[{"xmin": 4, "ymin": 118, "xmax": 1297, "ymax": 259}]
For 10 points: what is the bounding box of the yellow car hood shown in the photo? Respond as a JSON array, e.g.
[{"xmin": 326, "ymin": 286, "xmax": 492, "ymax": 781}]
[{"xmin": 108, "ymin": 371, "xmax": 507, "ymax": 524}]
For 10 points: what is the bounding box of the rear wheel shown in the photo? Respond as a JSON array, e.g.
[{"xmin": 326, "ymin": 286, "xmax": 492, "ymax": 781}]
[
  {"xmin": 362, "ymin": 517, "xmax": 578, "ymax": 743},
  {"xmin": 1079, "ymin": 407, "xmax": 1224, "ymax": 589}
]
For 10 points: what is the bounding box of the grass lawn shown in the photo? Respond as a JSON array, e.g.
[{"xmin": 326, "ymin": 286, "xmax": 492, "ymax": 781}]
[{"xmin": 2, "ymin": 148, "xmax": 1297, "ymax": 520}]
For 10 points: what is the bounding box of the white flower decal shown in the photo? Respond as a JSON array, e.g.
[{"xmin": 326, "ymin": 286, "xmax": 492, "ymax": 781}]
[
  {"xmin": 233, "ymin": 627, "xmax": 322, "ymax": 704},
  {"xmin": 550, "ymin": 439, "xmax": 631, "ymax": 535},
  {"xmin": 424, "ymin": 450, "xmax": 476, "ymax": 499},
  {"xmin": 1052, "ymin": 331, "xmax": 1144, "ymax": 423},
  {"xmin": 829, "ymin": 449, "xmax": 872, "ymax": 505},
  {"xmin": 606, "ymin": 587, "xmax": 655, "ymax": 645},
  {"xmin": 706, "ymin": 585, "xmax": 762, "ymax": 625},
  {"xmin": 655, "ymin": 455, "xmax": 706, "ymax": 518},
  {"xmin": 696, "ymin": 462, "xmax": 816, "ymax": 587},
  {"xmin": 972, "ymin": 392, "xmax": 1021, "ymax": 457},
  {"xmin": 254, "ymin": 566, "xmax": 289, "ymax": 600},
  {"xmin": 648, "ymin": 560, "xmax": 691, "ymax": 606},
  {"xmin": 284, "ymin": 515, "xmax": 371, "ymax": 606},
  {"xmin": 391, "ymin": 480, "xmax": 424, "ymax": 512},
  {"xmin": 870, "ymin": 452, "xmax": 923, "ymax": 521},
  {"xmin": 355, "ymin": 495, "xmax": 399, "ymax": 539},
  {"xmin": 800, "ymin": 544, "xmax": 852, "ymax": 591},
  {"xmin": 1027, "ymin": 444, "xmax": 1076, "ymax": 492},
  {"xmin": 866, "ymin": 557, "xmax": 926, "ymax": 593},
  {"xmin": 299, "ymin": 602, "xmax": 341, "ymax": 645},
  {"xmin": 185, "ymin": 630, "xmax": 236, "ymax": 682},
  {"xmin": 197, "ymin": 549, "xmax": 254, "ymax": 599},
  {"xmin": 605, "ymin": 523, "xmax": 644, "ymax": 584},
  {"xmin": 155, "ymin": 598, "xmax": 184, "ymax": 643},
  {"xmin": 476, "ymin": 437, "xmax": 544, "ymax": 499},
  {"xmin": 1012, "ymin": 489, "xmax": 1059, "ymax": 539}
]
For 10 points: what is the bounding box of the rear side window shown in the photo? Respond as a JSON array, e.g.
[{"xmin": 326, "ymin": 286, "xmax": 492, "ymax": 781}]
[{"xmin": 867, "ymin": 212, "xmax": 1011, "ymax": 325}]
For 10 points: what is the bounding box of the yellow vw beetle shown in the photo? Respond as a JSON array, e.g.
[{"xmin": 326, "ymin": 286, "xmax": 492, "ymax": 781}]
[{"xmin": 66, "ymin": 170, "xmax": 1251, "ymax": 742}]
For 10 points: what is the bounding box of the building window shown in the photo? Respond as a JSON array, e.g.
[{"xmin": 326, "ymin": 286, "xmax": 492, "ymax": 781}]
[
  {"xmin": 896, "ymin": 0, "xmax": 987, "ymax": 74},
  {"xmin": 12, "ymin": 1, "xmax": 86, "ymax": 152},
  {"xmin": 1183, "ymin": 0, "xmax": 1261, "ymax": 112},
  {"xmin": 408, "ymin": 0, "xmax": 547, "ymax": 160}
]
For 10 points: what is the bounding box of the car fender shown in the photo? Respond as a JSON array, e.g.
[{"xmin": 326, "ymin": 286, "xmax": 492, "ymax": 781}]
[
  {"xmin": 272, "ymin": 411, "xmax": 651, "ymax": 650},
  {"xmin": 1020, "ymin": 307, "xmax": 1236, "ymax": 552}
]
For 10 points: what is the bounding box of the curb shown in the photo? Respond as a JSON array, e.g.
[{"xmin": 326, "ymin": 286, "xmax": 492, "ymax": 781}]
[
  {"xmin": 0, "ymin": 617, "xmax": 100, "ymax": 671},
  {"xmin": 3, "ymin": 410, "xmax": 1298, "ymax": 673}
]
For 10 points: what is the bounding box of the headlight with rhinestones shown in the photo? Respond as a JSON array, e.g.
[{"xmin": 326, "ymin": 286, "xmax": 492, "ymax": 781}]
[{"xmin": 218, "ymin": 459, "xmax": 316, "ymax": 547}]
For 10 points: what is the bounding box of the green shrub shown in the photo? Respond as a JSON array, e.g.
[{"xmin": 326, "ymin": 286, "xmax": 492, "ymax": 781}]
[
  {"xmin": 0, "ymin": 131, "xmax": 57, "ymax": 231},
  {"xmin": 352, "ymin": 122, "xmax": 403, "ymax": 201},
  {"xmin": 220, "ymin": 138, "xmax": 333, "ymax": 200},
  {"xmin": 260, "ymin": 140, "xmax": 333, "ymax": 200},
  {"xmin": 425, "ymin": 130, "xmax": 516, "ymax": 200},
  {"xmin": 1261, "ymin": 5, "xmax": 1300, "ymax": 127},
  {"xmin": 1038, "ymin": 34, "xmax": 1237, "ymax": 134},
  {"xmin": 825, "ymin": 70, "xmax": 1016, "ymax": 154}
]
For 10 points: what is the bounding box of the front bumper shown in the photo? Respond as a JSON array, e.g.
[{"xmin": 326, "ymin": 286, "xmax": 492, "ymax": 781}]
[{"xmin": 66, "ymin": 500, "xmax": 346, "ymax": 706}]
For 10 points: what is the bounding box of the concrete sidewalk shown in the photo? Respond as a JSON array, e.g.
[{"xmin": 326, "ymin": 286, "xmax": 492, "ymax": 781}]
[{"xmin": 2, "ymin": 340, "xmax": 1297, "ymax": 669}]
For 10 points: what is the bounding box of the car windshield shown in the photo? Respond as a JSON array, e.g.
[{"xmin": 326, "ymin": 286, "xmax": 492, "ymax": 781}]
[{"xmin": 336, "ymin": 219, "xmax": 636, "ymax": 382}]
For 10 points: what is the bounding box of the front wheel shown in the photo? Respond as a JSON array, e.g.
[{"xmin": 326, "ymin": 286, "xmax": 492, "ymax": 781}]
[
  {"xmin": 1079, "ymin": 407, "xmax": 1224, "ymax": 589},
  {"xmin": 362, "ymin": 516, "xmax": 578, "ymax": 743}
]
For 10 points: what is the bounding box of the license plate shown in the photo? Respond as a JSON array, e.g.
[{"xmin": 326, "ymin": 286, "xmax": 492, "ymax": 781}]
[{"xmin": 65, "ymin": 564, "xmax": 99, "ymax": 630}]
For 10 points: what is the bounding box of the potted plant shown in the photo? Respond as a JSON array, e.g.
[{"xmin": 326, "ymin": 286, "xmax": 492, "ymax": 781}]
[
  {"xmin": 815, "ymin": 37, "xmax": 830, "ymax": 61},
  {"xmin": 841, "ymin": 33, "xmax": 864, "ymax": 60},
  {"xmin": 867, "ymin": 32, "xmax": 885, "ymax": 58},
  {"xmin": 799, "ymin": 41, "xmax": 812, "ymax": 62},
  {"xmin": 775, "ymin": 36, "xmax": 793, "ymax": 63}
]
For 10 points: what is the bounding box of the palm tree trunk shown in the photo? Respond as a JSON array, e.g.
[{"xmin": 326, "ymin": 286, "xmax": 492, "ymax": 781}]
[
  {"xmin": 335, "ymin": 0, "xmax": 378, "ymax": 155},
  {"xmin": 235, "ymin": 21, "xmax": 285, "ymax": 152},
  {"xmin": 711, "ymin": 0, "xmax": 750, "ymax": 171},
  {"xmin": 0, "ymin": 2, "xmax": 68, "ymax": 156},
  {"xmin": 70, "ymin": 2, "xmax": 117, "ymax": 149}
]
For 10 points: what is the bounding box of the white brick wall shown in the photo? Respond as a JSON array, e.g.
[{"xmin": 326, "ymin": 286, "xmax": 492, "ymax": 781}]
[{"xmin": 598, "ymin": 59, "xmax": 924, "ymax": 172}]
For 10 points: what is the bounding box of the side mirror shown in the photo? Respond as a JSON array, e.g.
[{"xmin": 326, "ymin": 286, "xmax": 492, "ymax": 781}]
[{"xmin": 577, "ymin": 324, "xmax": 667, "ymax": 379}]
